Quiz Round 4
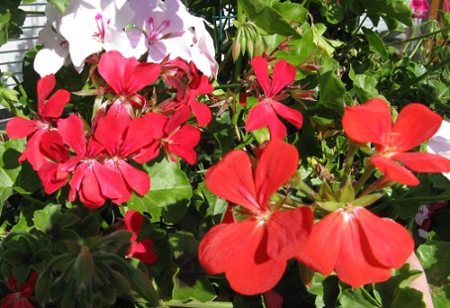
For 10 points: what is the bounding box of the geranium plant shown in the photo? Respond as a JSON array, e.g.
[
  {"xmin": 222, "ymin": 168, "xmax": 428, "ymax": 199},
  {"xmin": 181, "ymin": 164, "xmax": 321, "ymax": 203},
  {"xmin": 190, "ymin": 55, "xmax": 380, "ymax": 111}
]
[{"xmin": 0, "ymin": 0, "xmax": 450, "ymax": 307}]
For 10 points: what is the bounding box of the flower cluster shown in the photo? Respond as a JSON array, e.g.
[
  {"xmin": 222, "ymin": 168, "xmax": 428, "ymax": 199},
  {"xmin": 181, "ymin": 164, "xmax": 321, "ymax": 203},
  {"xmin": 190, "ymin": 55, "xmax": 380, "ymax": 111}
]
[
  {"xmin": 7, "ymin": 49, "xmax": 213, "ymax": 208},
  {"xmin": 199, "ymin": 97, "xmax": 450, "ymax": 294},
  {"xmin": 34, "ymin": 0, "xmax": 217, "ymax": 77}
]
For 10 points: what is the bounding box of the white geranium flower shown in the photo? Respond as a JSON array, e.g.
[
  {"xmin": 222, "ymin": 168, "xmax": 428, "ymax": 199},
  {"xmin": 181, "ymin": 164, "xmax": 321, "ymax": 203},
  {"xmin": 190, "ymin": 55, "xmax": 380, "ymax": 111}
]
[
  {"xmin": 58, "ymin": 0, "xmax": 135, "ymax": 72},
  {"xmin": 428, "ymin": 120, "xmax": 450, "ymax": 180},
  {"xmin": 34, "ymin": 3, "xmax": 69, "ymax": 76}
]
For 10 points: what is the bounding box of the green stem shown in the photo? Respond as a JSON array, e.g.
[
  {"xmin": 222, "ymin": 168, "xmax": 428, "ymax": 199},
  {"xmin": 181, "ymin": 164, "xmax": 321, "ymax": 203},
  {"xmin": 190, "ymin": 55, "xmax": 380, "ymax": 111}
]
[
  {"xmin": 371, "ymin": 193, "xmax": 450, "ymax": 213},
  {"xmin": 340, "ymin": 142, "xmax": 358, "ymax": 189},
  {"xmin": 1, "ymin": 71, "xmax": 28, "ymax": 99},
  {"xmin": 233, "ymin": 0, "xmax": 245, "ymax": 83},
  {"xmin": 214, "ymin": 83, "xmax": 241, "ymax": 90},
  {"xmin": 162, "ymin": 300, "xmax": 234, "ymax": 308},
  {"xmin": 20, "ymin": 194, "xmax": 47, "ymax": 207},
  {"xmin": 353, "ymin": 164, "xmax": 376, "ymax": 193},
  {"xmin": 385, "ymin": 25, "xmax": 450, "ymax": 47},
  {"xmin": 295, "ymin": 176, "xmax": 318, "ymax": 201},
  {"xmin": 390, "ymin": 56, "xmax": 450, "ymax": 97}
]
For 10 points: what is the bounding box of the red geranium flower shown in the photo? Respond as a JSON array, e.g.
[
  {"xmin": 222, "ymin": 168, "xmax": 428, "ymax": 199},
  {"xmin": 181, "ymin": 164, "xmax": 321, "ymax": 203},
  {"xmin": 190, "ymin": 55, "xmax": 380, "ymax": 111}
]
[
  {"xmin": 6, "ymin": 74, "xmax": 70, "ymax": 170},
  {"xmin": 160, "ymin": 109, "xmax": 201, "ymax": 165},
  {"xmin": 245, "ymin": 56, "xmax": 303, "ymax": 140},
  {"xmin": 54, "ymin": 115, "xmax": 128, "ymax": 208},
  {"xmin": 98, "ymin": 50, "xmax": 160, "ymax": 115},
  {"xmin": 122, "ymin": 210, "xmax": 158, "ymax": 264},
  {"xmin": 1, "ymin": 271, "xmax": 38, "ymax": 308},
  {"xmin": 297, "ymin": 205, "xmax": 414, "ymax": 288},
  {"xmin": 342, "ymin": 98, "xmax": 450, "ymax": 186},
  {"xmin": 94, "ymin": 112, "xmax": 165, "ymax": 204},
  {"xmin": 198, "ymin": 139, "xmax": 313, "ymax": 295},
  {"xmin": 160, "ymin": 62, "xmax": 214, "ymax": 127}
]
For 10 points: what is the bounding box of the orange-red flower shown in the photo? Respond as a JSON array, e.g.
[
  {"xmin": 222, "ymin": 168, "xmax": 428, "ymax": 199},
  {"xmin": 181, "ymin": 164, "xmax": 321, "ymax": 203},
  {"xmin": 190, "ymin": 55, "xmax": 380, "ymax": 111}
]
[
  {"xmin": 342, "ymin": 98, "xmax": 450, "ymax": 185},
  {"xmin": 297, "ymin": 205, "xmax": 414, "ymax": 288},
  {"xmin": 198, "ymin": 139, "xmax": 313, "ymax": 295}
]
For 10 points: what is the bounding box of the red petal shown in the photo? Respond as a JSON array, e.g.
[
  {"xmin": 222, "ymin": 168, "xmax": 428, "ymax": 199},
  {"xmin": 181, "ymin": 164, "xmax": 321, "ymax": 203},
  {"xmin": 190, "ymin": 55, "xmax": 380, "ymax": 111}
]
[
  {"xmin": 245, "ymin": 102, "xmax": 270, "ymax": 132},
  {"xmin": 334, "ymin": 210, "xmax": 393, "ymax": 288},
  {"xmin": 266, "ymin": 207, "xmax": 313, "ymax": 261},
  {"xmin": 6, "ymin": 117, "xmax": 38, "ymax": 138},
  {"xmin": 391, "ymin": 103, "xmax": 442, "ymax": 152},
  {"xmin": 198, "ymin": 218, "xmax": 286, "ymax": 295},
  {"xmin": 119, "ymin": 161, "xmax": 150, "ymax": 197},
  {"xmin": 39, "ymin": 131, "xmax": 69, "ymax": 163},
  {"xmin": 37, "ymin": 74, "xmax": 56, "ymax": 113},
  {"xmin": 264, "ymin": 290, "xmax": 284, "ymax": 308},
  {"xmin": 269, "ymin": 60, "xmax": 295, "ymax": 97},
  {"xmin": 251, "ymin": 56, "xmax": 271, "ymax": 95},
  {"xmin": 98, "ymin": 51, "xmax": 127, "ymax": 95},
  {"xmin": 21, "ymin": 130, "xmax": 48, "ymax": 170},
  {"xmin": 393, "ymin": 152, "xmax": 450, "ymax": 173},
  {"xmin": 121, "ymin": 117, "xmax": 156, "ymax": 157},
  {"xmin": 193, "ymin": 75, "xmax": 214, "ymax": 94},
  {"xmin": 370, "ymin": 155, "xmax": 419, "ymax": 186},
  {"xmin": 297, "ymin": 210, "xmax": 343, "ymax": 275},
  {"xmin": 142, "ymin": 112, "xmax": 167, "ymax": 140},
  {"xmin": 271, "ymin": 100, "xmax": 303, "ymax": 129},
  {"xmin": 355, "ymin": 207, "xmax": 414, "ymax": 269},
  {"xmin": 255, "ymin": 139, "xmax": 299, "ymax": 207},
  {"xmin": 95, "ymin": 114, "xmax": 131, "ymax": 157},
  {"xmin": 57, "ymin": 115, "xmax": 85, "ymax": 154},
  {"xmin": 167, "ymin": 125, "xmax": 201, "ymax": 165},
  {"xmin": 205, "ymin": 150, "xmax": 260, "ymax": 212},
  {"xmin": 342, "ymin": 98, "xmax": 392, "ymax": 145},
  {"xmin": 127, "ymin": 62, "xmax": 160, "ymax": 95},
  {"xmin": 41, "ymin": 89, "xmax": 70, "ymax": 118},
  {"xmin": 245, "ymin": 101, "xmax": 288, "ymax": 140},
  {"xmin": 190, "ymin": 99, "xmax": 212, "ymax": 127},
  {"xmin": 129, "ymin": 239, "xmax": 158, "ymax": 264},
  {"xmin": 38, "ymin": 163, "xmax": 68, "ymax": 194},
  {"xmin": 79, "ymin": 167, "xmax": 106, "ymax": 208},
  {"xmin": 124, "ymin": 210, "xmax": 143, "ymax": 233},
  {"xmin": 133, "ymin": 141, "xmax": 161, "ymax": 164},
  {"xmin": 93, "ymin": 161, "xmax": 127, "ymax": 200}
]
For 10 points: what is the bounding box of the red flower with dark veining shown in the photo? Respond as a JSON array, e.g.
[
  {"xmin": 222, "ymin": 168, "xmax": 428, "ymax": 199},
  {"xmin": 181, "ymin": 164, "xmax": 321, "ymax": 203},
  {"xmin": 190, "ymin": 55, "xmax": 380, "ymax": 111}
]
[
  {"xmin": 1, "ymin": 271, "xmax": 38, "ymax": 308},
  {"xmin": 343, "ymin": 98, "xmax": 450, "ymax": 186},
  {"xmin": 245, "ymin": 56, "xmax": 303, "ymax": 140},
  {"xmin": 6, "ymin": 74, "xmax": 70, "ymax": 170},
  {"xmin": 198, "ymin": 139, "xmax": 313, "ymax": 295},
  {"xmin": 297, "ymin": 205, "xmax": 414, "ymax": 288}
]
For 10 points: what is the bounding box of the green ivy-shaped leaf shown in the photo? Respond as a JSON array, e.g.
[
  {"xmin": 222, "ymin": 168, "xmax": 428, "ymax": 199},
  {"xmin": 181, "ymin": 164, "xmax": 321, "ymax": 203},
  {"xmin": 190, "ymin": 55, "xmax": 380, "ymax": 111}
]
[
  {"xmin": 169, "ymin": 231, "xmax": 216, "ymax": 303},
  {"xmin": 0, "ymin": 138, "xmax": 25, "ymax": 213},
  {"xmin": 128, "ymin": 157, "xmax": 192, "ymax": 223}
]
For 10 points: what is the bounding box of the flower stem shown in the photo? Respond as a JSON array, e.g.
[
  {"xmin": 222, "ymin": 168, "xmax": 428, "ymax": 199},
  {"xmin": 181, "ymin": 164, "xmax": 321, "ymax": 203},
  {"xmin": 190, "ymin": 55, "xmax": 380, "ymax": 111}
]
[
  {"xmin": 340, "ymin": 141, "xmax": 358, "ymax": 190},
  {"xmin": 295, "ymin": 177, "xmax": 318, "ymax": 201},
  {"xmin": 385, "ymin": 25, "xmax": 450, "ymax": 47},
  {"xmin": 1, "ymin": 71, "xmax": 28, "ymax": 99},
  {"xmin": 353, "ymin": 164, "xmax": 376, "ymax": 194},
  {"xmin": 20, "ymin": 194, "xmax": 47, "ymax": 207},
  {"xmin": 161, "ymin": 300, "xmax": 233, "ymax": 308},
  {"xmin": 390, "ymin": 56, "xmax": 450, "ymax": 97},
  {"xmin": 371, "ymin": 193, "xmax": 450, "ymax": 213}
]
